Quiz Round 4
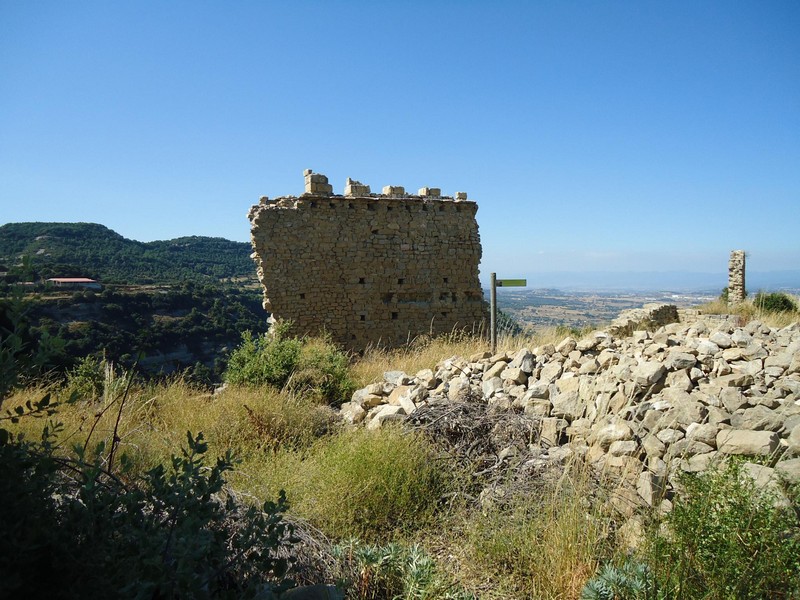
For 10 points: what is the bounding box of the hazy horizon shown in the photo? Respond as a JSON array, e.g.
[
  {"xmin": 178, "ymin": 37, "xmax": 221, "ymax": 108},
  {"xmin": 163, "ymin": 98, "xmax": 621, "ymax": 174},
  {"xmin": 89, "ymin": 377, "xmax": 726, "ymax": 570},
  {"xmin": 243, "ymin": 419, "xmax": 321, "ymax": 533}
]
[{"xmin": 483, "ymin": 269, "xmax": 800, "ymax": 293}]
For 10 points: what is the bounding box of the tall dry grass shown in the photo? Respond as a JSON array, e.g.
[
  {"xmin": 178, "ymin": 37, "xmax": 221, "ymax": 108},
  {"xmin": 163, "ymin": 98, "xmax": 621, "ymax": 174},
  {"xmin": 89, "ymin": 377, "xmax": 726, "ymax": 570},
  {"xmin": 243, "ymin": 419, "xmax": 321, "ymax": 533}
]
[
  {"xmin": 453, "ymin": 463, "xmax": 616, "ymax": 600},
  {"xmin": 3, "ymin": 379, "xmax": 336, "ymax": 477},
  {"xmin": 698, "ymin": 294, "xmax": 800, "ymax": 329},
  {"xmin": 351, "ymin": 326, "xmax": 591, "ymax": 388}
]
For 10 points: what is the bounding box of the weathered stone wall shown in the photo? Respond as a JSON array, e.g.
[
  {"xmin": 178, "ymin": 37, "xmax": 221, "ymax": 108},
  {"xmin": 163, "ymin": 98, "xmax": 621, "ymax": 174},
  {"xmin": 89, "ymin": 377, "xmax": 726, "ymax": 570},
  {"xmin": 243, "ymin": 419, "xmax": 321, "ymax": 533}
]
[
  {"xmin": 728, "ymin": 250, "xmax": 746, "ymax": 303},
  {"xmin": 248, "ymin": 170, "xmax": 487, "ymax": 349}
]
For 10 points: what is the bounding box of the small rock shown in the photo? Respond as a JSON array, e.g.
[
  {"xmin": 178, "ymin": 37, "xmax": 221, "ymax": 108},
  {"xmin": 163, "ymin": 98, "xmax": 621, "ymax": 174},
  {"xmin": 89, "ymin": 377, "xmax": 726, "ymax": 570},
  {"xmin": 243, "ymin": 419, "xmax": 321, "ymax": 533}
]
[
  {"xmin": 556, "ymin": 337, "xmax": 578, "ymax": 355},
  {"xmin": 384, "ymin": 370, "xmax": 411, "ymax": 386},
  {"xmin": 482, "ymin": 361, "xmax": 508, "ymax": 381},
  {"xmin": 481, "ymin": 377, "xmax": 503, "ymax": 398},
  {"xmin": 340, "ymin": 402, "xmax": 367, "ymax": 424},
  {"xmin": 633, "ymin": 361, "xmax": 666, "ymax": 387},
  {"xmin": 608, "ymin": 440, "xmax": 639, "ymax": 457},
  {"xmin": 591, "ymin": 421, "xmax": 633, "ymax": 451},
  {"xmin": 665, "ymin": 351, "xmax": 697, "ymax": 371}
]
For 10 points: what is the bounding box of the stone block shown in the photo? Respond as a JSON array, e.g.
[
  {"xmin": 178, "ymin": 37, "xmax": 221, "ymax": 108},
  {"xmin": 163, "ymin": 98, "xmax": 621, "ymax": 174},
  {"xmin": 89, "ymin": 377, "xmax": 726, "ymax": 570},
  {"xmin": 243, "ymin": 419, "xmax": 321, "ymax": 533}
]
[
  {"xmin": 716, "ymin": 429, "xmax": 780, "ymax": 456},
  {"xmin": 540, "ymin": 417, "xmax": 568, "ymax": 447},
  {"xmin": 381, "ymin": 185, "xmax": 405, "ymax": 197}
]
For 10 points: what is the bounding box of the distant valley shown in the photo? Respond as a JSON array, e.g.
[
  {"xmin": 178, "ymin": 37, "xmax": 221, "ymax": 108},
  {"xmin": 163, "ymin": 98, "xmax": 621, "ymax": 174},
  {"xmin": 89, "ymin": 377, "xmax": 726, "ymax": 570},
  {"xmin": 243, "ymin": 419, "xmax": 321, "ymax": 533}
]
[{"xmin": 493, "ymin": 287, "xmax": 787, "ymax": 330}]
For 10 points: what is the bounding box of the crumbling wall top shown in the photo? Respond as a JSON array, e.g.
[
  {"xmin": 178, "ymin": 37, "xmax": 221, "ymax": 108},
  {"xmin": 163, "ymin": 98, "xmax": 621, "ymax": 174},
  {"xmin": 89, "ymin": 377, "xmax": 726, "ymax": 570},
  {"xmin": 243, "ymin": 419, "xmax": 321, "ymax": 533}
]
[{"xmin": 298, "ymin": 169, "xmax": 470, "ymax": 202}]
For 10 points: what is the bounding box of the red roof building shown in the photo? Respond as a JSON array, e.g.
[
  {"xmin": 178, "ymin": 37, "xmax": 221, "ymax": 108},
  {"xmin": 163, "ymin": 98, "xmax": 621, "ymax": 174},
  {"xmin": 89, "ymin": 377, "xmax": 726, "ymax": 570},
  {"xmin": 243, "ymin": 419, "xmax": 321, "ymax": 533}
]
[{"xmin": 46, "ymin": 278, "xmax": 102, "ymax": 289}]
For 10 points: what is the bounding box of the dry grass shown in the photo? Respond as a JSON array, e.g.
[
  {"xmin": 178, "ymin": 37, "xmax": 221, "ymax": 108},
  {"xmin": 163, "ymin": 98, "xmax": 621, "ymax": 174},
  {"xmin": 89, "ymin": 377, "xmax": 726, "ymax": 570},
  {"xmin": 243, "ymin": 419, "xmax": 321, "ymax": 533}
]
[
  {"xmin": 3, "ymin": 379, "xmax": 336, "ymax": 477},
  {"xmin": 453, "ymin": 463, "xmax": 616, "ymax": 600},
  {"xmin": 698, "ymin": 294, "xmax": 800, "ymax": 329},
  {"xmin": 351, "ymin": 326, "xmax": 591, "ymax": 388}
]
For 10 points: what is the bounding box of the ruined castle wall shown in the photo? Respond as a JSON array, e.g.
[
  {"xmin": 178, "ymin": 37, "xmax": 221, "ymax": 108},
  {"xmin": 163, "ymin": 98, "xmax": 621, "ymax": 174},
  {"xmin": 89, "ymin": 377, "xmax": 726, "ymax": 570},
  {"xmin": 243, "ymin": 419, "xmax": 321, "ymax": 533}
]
[
  {"xmin": 728, "ymin": 250, "xmax": 746, "ymax": 304},
  {"xmin": 248, "ymin": 172, "xmax": 486, "ymax": 349}
]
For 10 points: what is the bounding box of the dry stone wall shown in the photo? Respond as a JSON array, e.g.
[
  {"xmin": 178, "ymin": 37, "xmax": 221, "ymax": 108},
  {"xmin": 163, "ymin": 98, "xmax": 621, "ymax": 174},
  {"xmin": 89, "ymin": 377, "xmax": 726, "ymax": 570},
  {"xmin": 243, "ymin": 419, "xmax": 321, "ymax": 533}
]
[
  {"xmin": 248, "ymin": 170, "xmax": 487, "ymax": 349},
  {"xmin": 344, "ymin": 305, "xmax": 800, "ymax": 519}
]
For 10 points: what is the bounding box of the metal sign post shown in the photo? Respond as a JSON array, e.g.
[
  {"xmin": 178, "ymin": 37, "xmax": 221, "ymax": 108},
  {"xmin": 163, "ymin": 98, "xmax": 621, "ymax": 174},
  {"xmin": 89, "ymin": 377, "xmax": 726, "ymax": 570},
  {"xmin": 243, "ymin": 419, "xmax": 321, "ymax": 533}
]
[
  {"xmin": 490, "ymin": 273, "xmax": 527, "ymax": 354},
  {"xmin": 490, "ymin": 273, "xmax": 497, "ymax": 353}
]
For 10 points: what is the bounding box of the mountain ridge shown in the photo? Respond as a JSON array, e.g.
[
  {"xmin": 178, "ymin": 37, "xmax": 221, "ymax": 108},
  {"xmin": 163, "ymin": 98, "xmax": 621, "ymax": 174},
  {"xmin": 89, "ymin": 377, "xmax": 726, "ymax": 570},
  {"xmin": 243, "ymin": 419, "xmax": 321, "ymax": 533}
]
[{"xmin": 0, "ymin": 222, "xmax": 255, "ymax": 284}]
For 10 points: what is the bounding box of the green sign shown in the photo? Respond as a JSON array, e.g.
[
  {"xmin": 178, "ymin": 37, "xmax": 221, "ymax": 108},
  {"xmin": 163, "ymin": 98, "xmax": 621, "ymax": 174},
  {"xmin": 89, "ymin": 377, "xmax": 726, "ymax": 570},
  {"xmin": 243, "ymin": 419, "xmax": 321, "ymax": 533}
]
[{"xmin": 496, "ymin": 279, "xmax": 527, "ymax": 287}]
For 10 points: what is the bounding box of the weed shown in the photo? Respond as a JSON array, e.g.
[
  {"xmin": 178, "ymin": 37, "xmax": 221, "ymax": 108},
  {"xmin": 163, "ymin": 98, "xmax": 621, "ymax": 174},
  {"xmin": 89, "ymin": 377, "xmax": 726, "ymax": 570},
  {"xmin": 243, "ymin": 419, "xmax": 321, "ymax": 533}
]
[
  {"xmin": 333, "ymin": 539, "xmax": 474, "ymax": 600},
  {"xmin": 462, "ymin": 465, "xmax": 615, "ymax": 599},
  {"xmin": 285, "ymin": 427, "xmax": 451, "ymax": 541},
  {"xmin": 580, "ymin": 559, "xmax": 654, "ymax": 600},
  {"xmin": 644, "ymin": 461, "xmax": 800, "ymax": 599}
]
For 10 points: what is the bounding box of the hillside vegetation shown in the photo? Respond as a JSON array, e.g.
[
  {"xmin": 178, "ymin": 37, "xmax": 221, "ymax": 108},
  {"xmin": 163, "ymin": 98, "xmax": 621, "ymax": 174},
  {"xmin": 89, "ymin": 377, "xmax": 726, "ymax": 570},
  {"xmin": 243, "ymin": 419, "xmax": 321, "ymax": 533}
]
[
  {"xmin": 0, "ymin": 222, "xmax": 254, "ymax": 283},
  {"xmin": 3, "ymin": 292, "xmax": 799, "ymax": 599},
  {"xmin": 14, "ymin": 282, "xmax": 269, "ymax": 380},
  {"xmin": 3, "ymin": 237, "xmax": 800, "ymax": 598},
  {"xmin": 0, "ymin": 221, "xmax": 269, "ymax": 378}
]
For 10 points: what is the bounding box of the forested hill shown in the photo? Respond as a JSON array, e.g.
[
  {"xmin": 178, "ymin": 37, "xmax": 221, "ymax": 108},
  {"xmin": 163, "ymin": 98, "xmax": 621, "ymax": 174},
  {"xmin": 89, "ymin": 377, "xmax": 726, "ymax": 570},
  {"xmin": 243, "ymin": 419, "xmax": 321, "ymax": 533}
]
[{"xmin": 0, "ymin": 222, "xmax": 254, "ymax": 283}]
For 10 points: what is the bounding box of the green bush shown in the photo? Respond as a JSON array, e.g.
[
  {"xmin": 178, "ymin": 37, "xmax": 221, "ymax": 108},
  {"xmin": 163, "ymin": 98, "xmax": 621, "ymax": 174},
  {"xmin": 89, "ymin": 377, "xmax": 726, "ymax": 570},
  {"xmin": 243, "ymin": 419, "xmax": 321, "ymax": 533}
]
[
  {"xmin": 224, "ymin": 323, "xmax": 302, "ymax": 389},
  {"xmin": 0, "ymin": 293, "xmax": 65, "ymax": 401},
  {"xmin": 65, "ymin": 355, "xmax": 107, "ymax": 400},
  {"xmin": 289, "ymin": 427, "xmax": 450, "ymax": 540},
  {"xmin": 0, "ymin": 428, "xmax": 297, "ymax": 599},
  {"xmin": 645, "ymin": 461, "xmax": 800, "ymax": 599},
  {"xmin": 224, "ymin": 322, "xmax": 354, "ymax": 405},
  {"xmin": 754, "ymin": 291, "xmax": 798, "ymax": 314},
  {"xmin": 288, "ymin": 338, "xmax": 354, "ymax": 406}
]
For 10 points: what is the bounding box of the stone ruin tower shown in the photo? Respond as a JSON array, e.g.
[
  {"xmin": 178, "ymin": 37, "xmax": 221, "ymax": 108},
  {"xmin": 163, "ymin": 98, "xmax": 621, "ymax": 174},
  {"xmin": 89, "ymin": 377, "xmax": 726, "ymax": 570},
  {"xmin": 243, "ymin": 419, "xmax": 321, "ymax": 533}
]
[
  {"xmin": 728, "ymin": 250, "xmax": 746, "ymax": 304},
  {"xmin": 248, "ymin": 170, "xmax": 487, "ymax": 349}
]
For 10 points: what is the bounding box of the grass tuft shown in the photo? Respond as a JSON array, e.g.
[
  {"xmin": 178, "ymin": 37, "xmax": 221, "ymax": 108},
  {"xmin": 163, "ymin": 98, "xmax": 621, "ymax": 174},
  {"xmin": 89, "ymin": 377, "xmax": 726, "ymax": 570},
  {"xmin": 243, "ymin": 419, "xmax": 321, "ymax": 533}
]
[
  {"xmin": 282, "ymin": 426, "xmax": 453, "ymax": 541},
  {"xmin": 459, "ymin": 465, "xmax": 615, "ymax": 600},
  {"xmin": 699, "ymin": 292, "xmax": 800, "ymax": 328}
]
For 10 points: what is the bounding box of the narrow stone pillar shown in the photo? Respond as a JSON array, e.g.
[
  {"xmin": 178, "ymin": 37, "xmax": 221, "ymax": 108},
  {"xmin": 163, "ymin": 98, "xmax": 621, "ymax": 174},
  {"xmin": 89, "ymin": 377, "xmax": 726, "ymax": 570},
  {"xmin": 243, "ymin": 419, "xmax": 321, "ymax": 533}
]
[{"xmin": 728, "ymin": 250, "xmax": 746, "ymax": 303}]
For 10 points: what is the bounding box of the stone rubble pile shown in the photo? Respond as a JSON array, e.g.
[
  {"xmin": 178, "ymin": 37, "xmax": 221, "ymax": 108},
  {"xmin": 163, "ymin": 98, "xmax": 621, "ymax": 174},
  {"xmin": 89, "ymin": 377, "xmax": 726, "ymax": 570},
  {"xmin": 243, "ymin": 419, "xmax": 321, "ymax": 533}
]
[{"xmin": 341, "ymin": 306, "xmax": 800, "ymax": 514}]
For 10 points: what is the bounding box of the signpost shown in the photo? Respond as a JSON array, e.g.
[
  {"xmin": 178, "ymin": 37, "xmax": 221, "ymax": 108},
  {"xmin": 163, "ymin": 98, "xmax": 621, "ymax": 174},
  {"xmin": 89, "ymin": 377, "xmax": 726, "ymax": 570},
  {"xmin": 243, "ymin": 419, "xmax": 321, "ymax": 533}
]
[{"xmin": 490, "ymin": 273, "xmax": 527, "ymax": 353}]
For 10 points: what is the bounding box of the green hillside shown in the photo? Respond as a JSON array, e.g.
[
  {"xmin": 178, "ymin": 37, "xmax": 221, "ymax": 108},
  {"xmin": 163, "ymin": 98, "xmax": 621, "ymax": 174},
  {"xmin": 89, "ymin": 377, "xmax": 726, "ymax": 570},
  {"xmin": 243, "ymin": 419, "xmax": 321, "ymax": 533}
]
[{"xmin": 0, "ymin": 222, "xmax": 254, "ymax": 283}]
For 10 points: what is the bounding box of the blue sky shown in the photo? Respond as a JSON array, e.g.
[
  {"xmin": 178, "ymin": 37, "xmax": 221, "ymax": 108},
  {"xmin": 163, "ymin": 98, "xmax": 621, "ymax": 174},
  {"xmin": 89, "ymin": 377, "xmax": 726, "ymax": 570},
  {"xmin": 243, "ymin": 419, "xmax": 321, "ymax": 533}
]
[{"xmin": 1, "ymin": 1, "xmax": 798, "ymax": 285}]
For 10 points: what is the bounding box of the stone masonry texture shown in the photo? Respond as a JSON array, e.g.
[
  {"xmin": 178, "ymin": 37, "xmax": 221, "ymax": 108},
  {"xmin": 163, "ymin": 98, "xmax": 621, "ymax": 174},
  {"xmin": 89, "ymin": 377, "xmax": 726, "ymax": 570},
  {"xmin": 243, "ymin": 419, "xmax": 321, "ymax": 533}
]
[
  {"xmin": 729, "ymin": 250, "xmax": 746, "ymax": 304},
  {"xmin": 248, "ymin": 170, "xmax": 487, "ymax": 349}
]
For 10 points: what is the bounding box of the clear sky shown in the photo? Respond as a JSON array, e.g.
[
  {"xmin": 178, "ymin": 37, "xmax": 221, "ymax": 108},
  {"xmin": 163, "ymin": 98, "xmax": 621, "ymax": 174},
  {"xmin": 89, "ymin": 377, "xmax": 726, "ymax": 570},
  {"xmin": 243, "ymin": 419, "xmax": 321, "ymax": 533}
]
[{"xmin": 1, "ymin": 1, "xmax": 798, "ymax": 285}]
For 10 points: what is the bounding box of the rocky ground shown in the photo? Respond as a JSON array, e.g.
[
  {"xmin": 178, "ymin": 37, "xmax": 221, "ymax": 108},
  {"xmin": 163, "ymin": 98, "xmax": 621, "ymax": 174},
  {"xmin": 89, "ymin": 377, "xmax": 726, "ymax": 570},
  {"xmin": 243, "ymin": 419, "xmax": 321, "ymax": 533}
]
[{"xmin": 340, "ymin": 303, "xmax": 800, "ymax": 543}]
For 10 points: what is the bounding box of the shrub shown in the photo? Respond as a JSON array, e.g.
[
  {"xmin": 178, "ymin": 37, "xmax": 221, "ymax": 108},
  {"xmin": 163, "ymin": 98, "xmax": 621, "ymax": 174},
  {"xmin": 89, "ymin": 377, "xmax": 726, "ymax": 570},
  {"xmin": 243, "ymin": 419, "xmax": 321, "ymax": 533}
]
[
  {"xmin": 224, "ymin": 322, "xmax": 354, "ymax": 405},
  {"xmin": 754, "ymin": 291, "xmax": 798, "ymax": 314},
  {"xmin": 645, "ymin": 461, "xmax": 800, "ymax": 599},
  {"xmin": 0, "ymin": 428, "xmax": 297, "ymax": 599},
  {"xmin": 224, "ymin": 323, "xmax": 303, "ymax": 389},
  {"xmin": 580, "ymin": 560, "xmax": 654, "ymax": 600},
  {"xmin": 65, "ymin": 355, "xmax": 108, "ymax": 400},
  {"xmin": 332, "ymin": 539, "xmax": 475, "ymax": 600},
  {"xmin": 289, "ymin": 337, "xmax": 355, "ymax": 406}
]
